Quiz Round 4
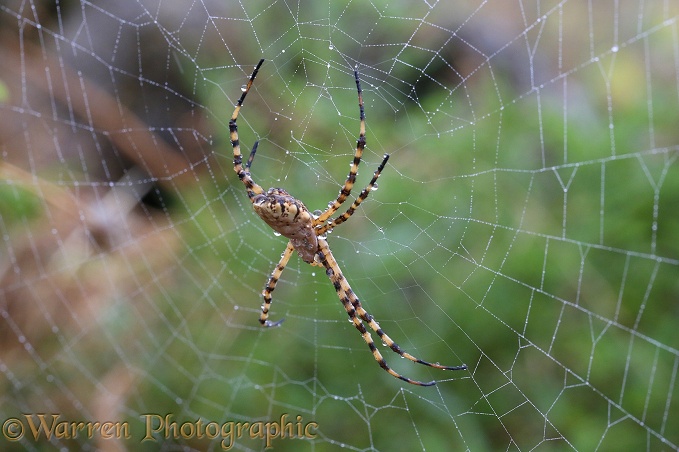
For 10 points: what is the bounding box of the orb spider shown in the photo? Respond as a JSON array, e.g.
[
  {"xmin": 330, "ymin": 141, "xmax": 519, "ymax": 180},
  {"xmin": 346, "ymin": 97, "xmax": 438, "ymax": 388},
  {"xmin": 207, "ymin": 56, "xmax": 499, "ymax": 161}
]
[{"xmin": 229, "ymin": 59, "xmax": 466, "ymax": 386}]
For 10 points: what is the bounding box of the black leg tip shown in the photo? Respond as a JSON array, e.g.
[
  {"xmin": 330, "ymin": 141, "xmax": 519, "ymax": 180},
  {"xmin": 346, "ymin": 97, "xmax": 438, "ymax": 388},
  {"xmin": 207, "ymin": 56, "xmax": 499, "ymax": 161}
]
[
  {"xmin": 263, "ymin": 318, "xmax": 285, "ymax": 328},
  {"xmin": 443, "ymin": 364, "xmax": 467, "ymax": 371}
]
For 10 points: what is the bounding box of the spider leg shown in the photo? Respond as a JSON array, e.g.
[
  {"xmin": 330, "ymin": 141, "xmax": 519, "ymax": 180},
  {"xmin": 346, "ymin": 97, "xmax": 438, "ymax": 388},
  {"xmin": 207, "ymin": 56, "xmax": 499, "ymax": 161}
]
[
  {"xmin": 231, "ymin": 59, "xmax": 265, "ymax": 199},
  {"xmin": 315, "ymin": 153, "xmax": 389, "ymax": 236},
  {"xmin": 259, "ymin": 241, "xmax": 295, "ymax": 327},
  {"xmin": 245, "ymin": 140, "xmax": 259, "ymax": 170},
  {"xmin": 314, "ymin": 69, "xmax": 367, "ymax": 225},
  {"xmin": 316, "ymin": 238, "xmax": 466, "ymax": 386}
]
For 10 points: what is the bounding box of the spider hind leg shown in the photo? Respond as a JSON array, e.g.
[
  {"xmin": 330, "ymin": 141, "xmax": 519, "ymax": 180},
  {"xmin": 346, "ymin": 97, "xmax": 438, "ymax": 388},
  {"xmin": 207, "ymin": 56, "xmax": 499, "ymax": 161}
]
[
  {"xmin": 259, "ymin": 241, "xmax": 295, "ymax": 327},
  {"xmin": 317, "ymin": 238, "xmax": 466, "ymax": 386},
  {"xmin": 355, "ymin": 304, "xmax": 468, "ymax": 371}
]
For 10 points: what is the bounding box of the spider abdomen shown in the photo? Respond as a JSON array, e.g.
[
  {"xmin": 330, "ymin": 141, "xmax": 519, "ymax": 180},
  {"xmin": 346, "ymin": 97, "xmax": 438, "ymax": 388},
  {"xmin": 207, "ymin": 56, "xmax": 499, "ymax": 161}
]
[{"xmin": 253, "ymin": 188, "xmax": 318, "ymax": 263}]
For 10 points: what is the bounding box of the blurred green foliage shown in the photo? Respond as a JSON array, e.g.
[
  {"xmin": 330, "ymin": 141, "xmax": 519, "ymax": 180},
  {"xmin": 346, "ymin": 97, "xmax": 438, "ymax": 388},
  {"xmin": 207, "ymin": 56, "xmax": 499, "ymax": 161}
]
[
  {"xmin": 131, "ymin": 40, "xmax": 678, "ymax": 449},
  {"xmin": 1, "ymin": 2, "xmax": 678, "ymax": 451}
]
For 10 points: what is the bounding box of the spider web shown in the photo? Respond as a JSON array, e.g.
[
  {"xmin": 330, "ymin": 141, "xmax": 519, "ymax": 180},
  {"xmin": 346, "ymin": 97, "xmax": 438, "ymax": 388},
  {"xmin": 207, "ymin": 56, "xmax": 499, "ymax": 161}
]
[{"xmin": 1, "ymin": 0, "xmax": 678, "ymax": 450}]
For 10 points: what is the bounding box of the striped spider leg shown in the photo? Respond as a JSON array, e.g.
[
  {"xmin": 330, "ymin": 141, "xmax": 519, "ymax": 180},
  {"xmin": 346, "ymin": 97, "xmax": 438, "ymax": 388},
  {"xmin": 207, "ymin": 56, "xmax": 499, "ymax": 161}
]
[{"xmin": 229, "ymin": 59, "xmax": 467, "ymax": 385}]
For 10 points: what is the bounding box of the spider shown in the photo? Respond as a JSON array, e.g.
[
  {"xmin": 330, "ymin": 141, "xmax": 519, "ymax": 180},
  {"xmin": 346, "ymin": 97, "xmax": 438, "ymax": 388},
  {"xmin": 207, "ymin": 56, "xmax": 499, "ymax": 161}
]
[{"xmin": 229, "ymin": 59, "xmax": 467, "ymax": 386}]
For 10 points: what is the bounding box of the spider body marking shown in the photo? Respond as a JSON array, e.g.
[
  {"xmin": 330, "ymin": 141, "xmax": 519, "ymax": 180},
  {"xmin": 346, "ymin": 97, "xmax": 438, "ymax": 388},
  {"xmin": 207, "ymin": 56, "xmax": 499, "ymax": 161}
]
[
  {"xmin": 229, "ymin": 58, "xmax": 467, "ymax": 386},
  {"xmin": 252, "ymin": 187, "xmax": 317, "ymax": 263}
]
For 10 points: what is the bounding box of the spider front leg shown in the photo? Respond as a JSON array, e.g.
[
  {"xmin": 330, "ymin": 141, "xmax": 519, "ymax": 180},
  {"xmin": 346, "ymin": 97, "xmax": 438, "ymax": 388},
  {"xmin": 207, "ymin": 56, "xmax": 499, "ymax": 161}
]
[
  {"xmin": 314, "ymin": 69, "xmax": 367, "ymax": 223},
  {"xmin": 316, "ymin": 238, "xmax": 467, "ymax": 386},
  {"xmin": 230, "ymin": 59, "xmax": 266, "ymax": 200},
  {"xmin": 315, "ymin": 153, "xmax": 389, "ymax": 235}
]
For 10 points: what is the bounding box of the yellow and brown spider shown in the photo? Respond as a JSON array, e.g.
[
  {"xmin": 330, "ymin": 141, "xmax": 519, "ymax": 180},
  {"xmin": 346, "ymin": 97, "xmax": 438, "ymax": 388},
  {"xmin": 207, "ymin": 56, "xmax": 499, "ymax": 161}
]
[{"xmin": 229, "ymin": 59, "xmax": 466, "ymax": 386}]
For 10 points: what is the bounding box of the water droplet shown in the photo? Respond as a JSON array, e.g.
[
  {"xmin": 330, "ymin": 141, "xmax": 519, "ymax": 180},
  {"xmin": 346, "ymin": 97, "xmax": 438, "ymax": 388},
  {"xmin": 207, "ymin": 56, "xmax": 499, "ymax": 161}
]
[
  {"xmin": 611, "ymin": 45, "xmax": 619, "ymax": 53},
  {"xmin": 273, "ymin": 231, "xmax": 281, "ymax": 237},
  {"xmin": 371, "ymin": 183, "xmax": 378, "ymax": 191},
  {"xmin": 241, "ymin": 85, "xmax": 247, "ymax": 92},
  {"xmin": 328, "ymin": 44, "xmax": 334, "ymax": 50}
]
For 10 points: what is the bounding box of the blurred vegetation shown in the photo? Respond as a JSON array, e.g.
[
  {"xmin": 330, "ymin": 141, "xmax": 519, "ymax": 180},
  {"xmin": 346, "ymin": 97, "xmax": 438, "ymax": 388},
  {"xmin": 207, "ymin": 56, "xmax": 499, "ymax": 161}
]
[{"xmin": 1, "ymin": 1, "xmax": 678, "ymax": 451}]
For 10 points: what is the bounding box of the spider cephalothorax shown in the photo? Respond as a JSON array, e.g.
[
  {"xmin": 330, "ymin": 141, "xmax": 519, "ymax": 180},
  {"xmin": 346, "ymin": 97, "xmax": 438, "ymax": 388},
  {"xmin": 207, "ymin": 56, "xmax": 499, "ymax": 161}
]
[
  {"xmin": 229, "ymin": 58, "xmax": 466, "ymax": 386},
  {"xmin": 252, "ymin": 187, "xmax": 317, "ymax": 263}
]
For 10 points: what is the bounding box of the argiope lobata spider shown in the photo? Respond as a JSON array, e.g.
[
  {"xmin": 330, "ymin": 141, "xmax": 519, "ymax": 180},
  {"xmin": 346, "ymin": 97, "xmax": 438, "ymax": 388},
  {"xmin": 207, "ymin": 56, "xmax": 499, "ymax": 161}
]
[{"xmin": 229, "ymin": 59, "xmax": 467, "ymax": 386}]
